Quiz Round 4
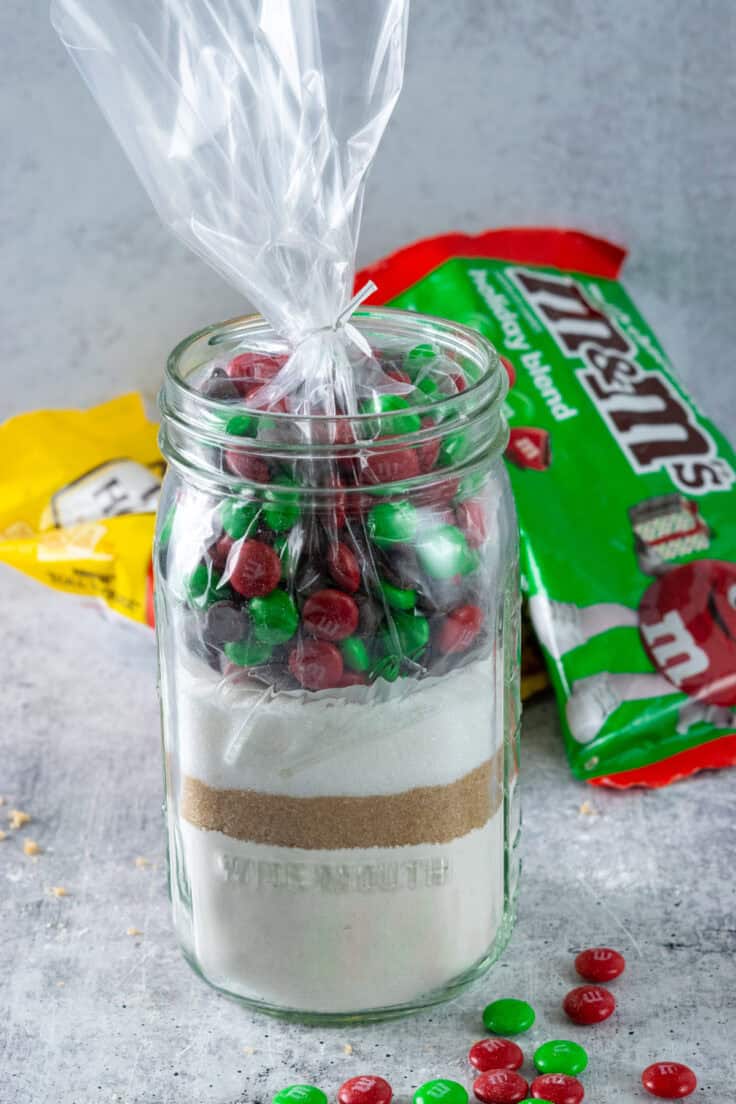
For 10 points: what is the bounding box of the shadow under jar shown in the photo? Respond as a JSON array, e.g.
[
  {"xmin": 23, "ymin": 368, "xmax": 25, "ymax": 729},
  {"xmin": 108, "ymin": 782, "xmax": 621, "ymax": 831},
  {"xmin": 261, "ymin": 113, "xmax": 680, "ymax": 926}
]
[{"xmin": 156, "ymin": 307, "xmax": 521, "ymax": 1022}]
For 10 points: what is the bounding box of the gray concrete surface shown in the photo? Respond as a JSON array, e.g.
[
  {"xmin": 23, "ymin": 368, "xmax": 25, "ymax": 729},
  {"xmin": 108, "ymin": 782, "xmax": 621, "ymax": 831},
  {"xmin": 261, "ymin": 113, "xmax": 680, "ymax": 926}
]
[{"xmin": 1, "ymin": 565, "xmax": 734, "ymax": 1103}]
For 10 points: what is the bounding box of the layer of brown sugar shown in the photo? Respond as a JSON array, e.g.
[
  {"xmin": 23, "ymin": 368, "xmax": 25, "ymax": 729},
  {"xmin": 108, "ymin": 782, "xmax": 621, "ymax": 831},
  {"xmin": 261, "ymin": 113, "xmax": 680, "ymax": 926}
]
[{"xmin": 180, "ymin": 750, "xmax": 503, "ymax": 850}]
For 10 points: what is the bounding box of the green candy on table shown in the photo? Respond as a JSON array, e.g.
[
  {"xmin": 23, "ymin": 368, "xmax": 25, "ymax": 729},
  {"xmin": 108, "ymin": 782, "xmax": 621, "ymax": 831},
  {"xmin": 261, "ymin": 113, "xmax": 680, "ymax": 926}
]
[
  {"xmin": 533, "ymin": 1039, "xmax": 588, "ymax": 1077},
  {"xmin": 367, "ymin": 501, "xmax": 418, "ymax": 547},
  {"xmin": 482, "ymin": 997, "xmax": 536, "ymax": 1035},
  {"xmin": 264, "ymin": 474, "xmax": 300, "ymax": 533},
  {"xmin": 439, "ymin": 429, "xmax": 471, "ymax": 467},
  {"xmin": 226, "ymin": 411, "xmax": 258, "ymax": 438},
  {"xmin": 185, "ymin": 563, "xmax": 233, "ymax": 609},
  {"xmin": 360, "ymin": 393, "xmax": 422, "ymax": 436},
  {"xmin": 413, "ymin": 1079, "xmax": 468, "ymax": 1104},
  {"xmin": 379, "ymin": 577, "xmax": 416, "ymax": 610},
  {"xmin": 416, "ymin": 524, "xmax": 471, "ymax": 579},
  {"xmin": 248, "ymin": 590, "xmax": 298, "ymax": 645},
  {"xmin": 223, "ymin": 639, "xmax": 273, "ymax": 667},
  {"xmin": 272, "ymin": 1088, "xmax": 328, "ymax": 1104},
  {"xmin": 340, "ymin": 636, "xmax": 371, "ymax": 672},
  {"xmin": 221, "ymin": 498, "xmax": 260, "ymax": 539}
]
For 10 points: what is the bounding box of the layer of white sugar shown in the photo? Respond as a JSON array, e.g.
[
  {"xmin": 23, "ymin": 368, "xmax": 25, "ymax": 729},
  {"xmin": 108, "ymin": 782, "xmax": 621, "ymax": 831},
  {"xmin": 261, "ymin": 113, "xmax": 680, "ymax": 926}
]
[
  {"xmin": 176, "ymin": 811, "xmax": 505, "ymax": 1013},
  {"xmin": 173, "ymin": 652, "xmax": 496, "ymax": 796}
]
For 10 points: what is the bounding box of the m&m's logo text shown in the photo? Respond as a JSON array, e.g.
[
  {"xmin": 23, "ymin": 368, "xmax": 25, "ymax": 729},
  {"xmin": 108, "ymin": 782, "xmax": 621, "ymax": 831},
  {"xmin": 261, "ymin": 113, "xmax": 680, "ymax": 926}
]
[{"xmin": 510, "ymin": 267, "xmax": 735, "ymax": 495}]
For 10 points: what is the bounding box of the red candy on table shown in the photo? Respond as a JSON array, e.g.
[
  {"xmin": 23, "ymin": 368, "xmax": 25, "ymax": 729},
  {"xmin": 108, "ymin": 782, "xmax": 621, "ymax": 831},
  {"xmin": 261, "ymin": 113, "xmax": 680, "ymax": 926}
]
[
  {"xmin": 641, "ymin": 1062, "xmax": 697, "ymax": 1099},
  {"xmin": 288, "ymin": 639, "xmax": 343, "ymax": 690},
  {"xmin": 224, "ymin": 450, "xmax": 270, "ymax": 482},
  {"xmin": 337, "ymin": 1075, "xmax": 393, "ymax": 1104},
  {"xmin": 473, "ymin": 1069, "xmax": 529, "ymax": 1104},
  {"xmin": 529, "ymin": 1074, "xmax": 584, "ymax": 1104},
  {"xmin": 438, "ymin": 605, "xmax": 483, "ymax": 654},
  {"xmin": 563, "ymin": 985, "xmax": 616, "ymax": 1025},
  {"xmin": 227, "ymin": 539, "xmax": 281, "ymax": 598},
  {"xmin": 574, "ymin": 947, "xmax": 625, "ymax": 983},
  {"xmin": 302, "ymin": 589, "xmax": 359, "ymax": 641},
  {"xmin": 456, "ymin": 499, "xmax": 487, "ymax": 548},
  {"xmin": 327, "ymin": 543, "xmax": 361, "ymax": 593},
  {"xmin": 469, "ymin": 1038, "xmax": 524, "ymax": 1072}
]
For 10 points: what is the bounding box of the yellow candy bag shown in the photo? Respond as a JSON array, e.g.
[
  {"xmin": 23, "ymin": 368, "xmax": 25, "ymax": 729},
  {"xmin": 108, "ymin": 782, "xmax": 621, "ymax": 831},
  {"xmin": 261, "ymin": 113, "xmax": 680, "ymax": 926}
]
[{"xmin": 0, "ymin": 393, "xmax": 161, "ymax": 625}]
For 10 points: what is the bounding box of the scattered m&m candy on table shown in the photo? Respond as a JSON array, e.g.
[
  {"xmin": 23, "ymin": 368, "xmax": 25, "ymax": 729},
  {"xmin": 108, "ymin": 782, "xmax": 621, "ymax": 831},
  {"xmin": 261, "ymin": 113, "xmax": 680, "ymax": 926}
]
[
  {"xmin": 641, "ymin": 1062, "xmax": 697, "ymax": 1099},
  {"xmin": 338, "ymin": 1075, "xmax": 393, "ymax": 1104},
  {"xmin": 533, "ymin": 1041, "xmax": 587, "ymax": 1077},
  {"xmin": 483, "ymin": 998, "xmax": 536, "ymax": 1035},
  {"xmin": 273, "ymin": 1087, "xmax": 328, "ymax": 1104},
  {"xmin": 414, "ymin": 1079, "xmax": 468, "ymax": 1104},
  {"xmin": 563, "ymin": 985, "xmax": 616, "ymax": 1025},
  {"xmin": 529, "ymin": 1074, "xmax": 584, "ymax": 1104},
  {"xmin": 473, "ymin": 1068, "xmax": 529, "ymax": 1104},
  {"xmin": 469, "ymin": 1038, "xmax": 524, "ymax": 1072},
  {"xmin": 574, "ymin": 947, "xmax": 625, "ymax": 983}
]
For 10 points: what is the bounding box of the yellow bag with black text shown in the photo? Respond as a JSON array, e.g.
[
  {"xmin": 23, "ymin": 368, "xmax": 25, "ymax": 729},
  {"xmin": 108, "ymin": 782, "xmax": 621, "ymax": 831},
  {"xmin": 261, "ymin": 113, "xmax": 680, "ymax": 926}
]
[{"xmin": 0, "ymin": 393, "xmax": 161, "ymax": 625}]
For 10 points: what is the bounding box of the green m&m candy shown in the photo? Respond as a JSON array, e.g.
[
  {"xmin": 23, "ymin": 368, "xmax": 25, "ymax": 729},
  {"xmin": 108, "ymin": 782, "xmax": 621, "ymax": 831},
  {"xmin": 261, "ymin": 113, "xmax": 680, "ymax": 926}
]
[
  {"xmin": 273, "ymin": 534, "xmax": 291, "ymax": 576},
  {"xmin": 414, "ymin": 374, "xmax": 441, "ymax": 401},
  {"xmin": 533, "ymin": 1039, "xmax": 588, "ymax": 1077},
  {"xmin": 272, "ymin": 1088, "xmax": 328, "ymax": 1104},
  {"xmin": 404, "ymin": 342, "xmax": 438, "ymax": 374},
  {"xmin": 185, "ymin": 563, "xmax": 233, "ymax": 608},
  {"xmin": 221, "ymin": 497, "xmax": 260, "ymax": 539},
  {"xmin": 223, "ymin": 639, "xmax": 273, "ymax": 667},
  {"xmin": 379, "ymin": 577, "xmax": 416, "ymax": 610},
  {"xmin": 483, "ymin": 997, "xmax": 536, "ymax": 1035},
  {"xmin": 264, "ymin": 474, "xmax": 300, "ymax": 533},
  {"xmin": 382, "ymin": 610, "xmax": 429, "ymax": 658},
  {"xmin": 340, "ymin": 636, "xmax": 371, "ymax": 672},
  {"xmin": 416, "ymin": 525, "xmax": 471, "ymax": 579},
  {"xmin": 439, "ymin": 430, "xmax": 471, "ymax": 467},
  {"xmin": 413, "ymin": 1079, "xmax": 468, "ymax": 1104},
  {"xmin": 370, "ymin": 653, "xmax": 401, "ymax": 682},
  {"xmin": 367, "ymin": 501, "xmax": 417, "ymax": 547},
  {"xmin": 360, "ymin": 393, "xmax": 422, "ymax": 436},
  {"xmin": 248, "ymin": 589, "xmax": 298, "ymax": 644},
  {"xmin": 226, "ymin": 411, "xmax": 258, "ymax": 438}
]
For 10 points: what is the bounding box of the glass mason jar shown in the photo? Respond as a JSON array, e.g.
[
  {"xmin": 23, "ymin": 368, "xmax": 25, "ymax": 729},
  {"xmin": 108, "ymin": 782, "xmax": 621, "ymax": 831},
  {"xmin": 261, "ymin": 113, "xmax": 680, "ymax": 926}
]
[{"xmin": 155, "ymin": 307, "xmax": 521, "ymax": 1022}]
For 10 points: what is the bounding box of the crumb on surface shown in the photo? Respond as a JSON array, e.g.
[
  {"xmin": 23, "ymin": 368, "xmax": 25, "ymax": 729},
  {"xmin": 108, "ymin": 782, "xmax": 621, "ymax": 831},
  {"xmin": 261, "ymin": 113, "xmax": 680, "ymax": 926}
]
[
  {"xmin": 579, "ymin": 800, "xmax": 598, "ymax": 816},
  {"xmin": 243, "ymin": 1045, "xmax": 256, "ymax": 1055},
  {"xmin": 56, "ymin": 980, "xmax": 65, "ymax": 987},
  {"xmin": 50, "ymin": 886, "xmax": 69, "ymax": 897},
  {"xmin": 343, "ymin": 1043, "xmax": 353, "ymax": 1055},
  {"xmin": 134, "ymin": 856, "xmax": 152, "ymax": 868},
  {"xmin": 23, "ymin": 839, "xmax": 41, "ymax": 856},
  {"xmin": 9, "ymin": 809, "xmax": 31, "ymax": 829},
  {"xmin": 0, "ymin": 830, "xmax": 7, "ymax": 841},
  {"xmin": 126, "ymin": 927, "xmax": 143, "ymax": 937}
]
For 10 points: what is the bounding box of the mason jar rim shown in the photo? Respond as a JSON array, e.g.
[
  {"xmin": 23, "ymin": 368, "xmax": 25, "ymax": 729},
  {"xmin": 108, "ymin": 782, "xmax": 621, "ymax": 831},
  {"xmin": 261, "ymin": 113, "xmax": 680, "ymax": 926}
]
[{"xmin": 159, "ymin": 306, "xmax": 509, "ymax": 495}]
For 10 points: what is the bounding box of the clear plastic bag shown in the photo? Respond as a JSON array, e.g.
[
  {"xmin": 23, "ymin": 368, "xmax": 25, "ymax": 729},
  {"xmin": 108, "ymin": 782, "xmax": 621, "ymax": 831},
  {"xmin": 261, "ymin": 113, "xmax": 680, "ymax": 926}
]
[{"xmin": 52, "ymin": 0, "xmax": 410, "ymax": 415}]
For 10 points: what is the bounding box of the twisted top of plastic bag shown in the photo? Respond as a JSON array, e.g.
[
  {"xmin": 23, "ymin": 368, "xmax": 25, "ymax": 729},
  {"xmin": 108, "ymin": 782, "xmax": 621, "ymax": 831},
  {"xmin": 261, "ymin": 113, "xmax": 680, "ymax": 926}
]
[{"xmin": 52, "ymin": 0, "xmax": 409, "ymax": 371}]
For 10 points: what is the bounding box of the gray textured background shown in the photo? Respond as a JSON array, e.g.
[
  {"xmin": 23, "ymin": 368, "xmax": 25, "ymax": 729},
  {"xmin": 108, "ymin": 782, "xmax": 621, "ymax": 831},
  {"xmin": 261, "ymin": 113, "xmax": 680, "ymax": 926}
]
[
  {"xmin": 2, "ymin": 2, "xmax": 736, "ymax": 1102},
  {"xmin": 2, "ymin": 0, "xmax": 736, "ymax": 432}
]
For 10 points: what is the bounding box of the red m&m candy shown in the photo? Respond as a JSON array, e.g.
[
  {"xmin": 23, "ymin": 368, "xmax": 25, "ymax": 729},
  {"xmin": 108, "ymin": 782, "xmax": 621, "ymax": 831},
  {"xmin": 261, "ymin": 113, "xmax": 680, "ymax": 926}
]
[
  {"xmin": 438, "ymin": 605, "xmax": 483, "ymax": 654},
  {"xmin": 228, "ymin": 539, "xmax": 281, "ymax": 598},
  {"xmin": 224, "ymin": 451, "xmax": 270, "ymax": 483},
  {"xmin": 574, "ymin": 947, "xmax": 625, "ymax": 983},
  {"xmin": 288, "ymin": 640, "xmax": 343, "ymax": 690},
  {"xmin": 563, "ymin": 985, "xmax": 615, "ymax": 1025},
  {"xmin": 338, "ymin": 1075, "xmax": 393, "ymax": 1104},
  {"xmin": 364, "ymin": 446, "xmax": 420, "ymax": 485},
  {"xmin": 641, "ymin": 1062, "xmax": 697, "ymax": 1099},
  {"xmin": 327, "ymin": 543, "xmax": 361, "ymax": 593},
  {"xmin": 529, "ymin": 1074, "xmax": 584, "ymax": 1104},
  {"xmin": 303, "ymin": 589, "xmax": 359, "ymax": 641},
  {"xmin": 469, "ymin": 1038, "xmax": 524, "ymax": 1072},
  {"xmin": 473, "ymin": 1069, "xmax": 529, "ymax": 1104}
]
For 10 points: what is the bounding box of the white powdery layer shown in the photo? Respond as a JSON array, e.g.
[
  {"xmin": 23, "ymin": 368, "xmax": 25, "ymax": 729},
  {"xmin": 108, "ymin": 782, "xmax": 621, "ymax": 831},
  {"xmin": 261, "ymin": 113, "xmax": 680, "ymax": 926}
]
[
  {"xmin": 178, "ymin": 812, "xmax": 504, "ymax": 1012},
  {"xmin": 174, "ymin": 654, "xmax": 496, "ymax": 797}
]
